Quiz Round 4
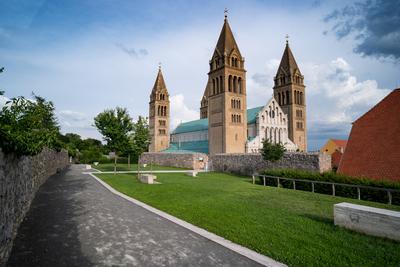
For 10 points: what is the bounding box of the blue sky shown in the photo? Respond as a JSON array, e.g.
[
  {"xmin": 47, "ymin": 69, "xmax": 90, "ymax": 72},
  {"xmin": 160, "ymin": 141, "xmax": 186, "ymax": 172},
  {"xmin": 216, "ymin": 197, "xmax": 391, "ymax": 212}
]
[{"xmin": 1, "ymin": 0, "xmax": 399, "ymax": 151}]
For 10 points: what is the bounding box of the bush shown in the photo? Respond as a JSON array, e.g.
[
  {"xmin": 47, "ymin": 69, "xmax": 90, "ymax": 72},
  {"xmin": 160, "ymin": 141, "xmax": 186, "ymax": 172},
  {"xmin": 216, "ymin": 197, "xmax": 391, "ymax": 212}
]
[
  {"xmin": 261, "ymin": 139, "xmax": 285, "ymax": 162},
  {"xmin": 261, "ymin": 169, "xmax": 400, "ymax": 205}
]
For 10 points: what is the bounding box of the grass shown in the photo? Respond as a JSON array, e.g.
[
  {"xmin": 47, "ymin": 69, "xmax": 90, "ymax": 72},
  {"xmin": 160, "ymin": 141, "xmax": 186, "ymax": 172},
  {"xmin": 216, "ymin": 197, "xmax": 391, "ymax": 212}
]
[
  {"xmin": 95, "ymin": 172, "xmax": 400, "ymax": 267},
  {"xmin": 93, "ymin": 163, "xmax": 187, "ymax": 172}
]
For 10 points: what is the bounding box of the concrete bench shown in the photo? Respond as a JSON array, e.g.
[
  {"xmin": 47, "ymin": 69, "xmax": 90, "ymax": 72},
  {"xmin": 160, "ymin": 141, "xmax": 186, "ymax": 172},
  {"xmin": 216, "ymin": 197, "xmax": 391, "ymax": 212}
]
[
  {"xmin": 334, "ymin": 202, "xmax": 400, "ymax": 241},
  {"xmin": 186, "ymin": 171, "xmax": 198, "ymax": 177},
  {"xmin": 138, "ymin": 174, "xmax": 157, "ymax": 184}
]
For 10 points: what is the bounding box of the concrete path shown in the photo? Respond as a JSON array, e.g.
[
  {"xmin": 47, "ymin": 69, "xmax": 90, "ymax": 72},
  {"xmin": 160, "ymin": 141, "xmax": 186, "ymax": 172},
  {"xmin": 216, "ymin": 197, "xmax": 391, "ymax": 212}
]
[{"xmin": 7, "ymin": 165, "xmax": 265, "ymax": 267}]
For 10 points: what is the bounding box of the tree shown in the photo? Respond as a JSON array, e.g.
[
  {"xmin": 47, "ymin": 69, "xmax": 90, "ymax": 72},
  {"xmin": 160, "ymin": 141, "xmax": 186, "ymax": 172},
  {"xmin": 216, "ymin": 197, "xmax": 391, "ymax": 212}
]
[
  {"xmin": 261, "ymin": 139, "xmax": 285, "ymax": 162},
  {"xmin": 0, "ymin": 93, "xmax": 61, "ymax": 156},
  {"xmin": 94, "ymin": 107, "xmax": 134, "ymax": 172},
  {"xmin": 130, "ymin": 116, "xmax": 150, "ymax": 165}
]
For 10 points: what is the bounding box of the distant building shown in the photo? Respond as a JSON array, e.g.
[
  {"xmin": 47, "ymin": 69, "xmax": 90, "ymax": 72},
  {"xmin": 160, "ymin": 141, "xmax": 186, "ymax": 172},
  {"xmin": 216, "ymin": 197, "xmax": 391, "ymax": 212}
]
[
  {"xmin": 148, "ymin": 67, "xmax": 170, "ymax": 152},
  {"xmin": 338, "ymin": 89, "xmax": 400, "ymax": 181},
  {"xmin": 320, "ymin": 139, "xmax": 348, "ymax": 155},
  {"xmin": 150, "ymin": 13, "xmax": 306, "ymax": 154}
]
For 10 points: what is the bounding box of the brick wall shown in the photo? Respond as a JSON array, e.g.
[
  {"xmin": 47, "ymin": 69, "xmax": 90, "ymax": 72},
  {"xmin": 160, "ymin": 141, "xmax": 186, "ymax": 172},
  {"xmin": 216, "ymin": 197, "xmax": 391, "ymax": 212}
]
[{"xmin": 0, "ymin": 148, "xmax": 69, "ymax": 264}]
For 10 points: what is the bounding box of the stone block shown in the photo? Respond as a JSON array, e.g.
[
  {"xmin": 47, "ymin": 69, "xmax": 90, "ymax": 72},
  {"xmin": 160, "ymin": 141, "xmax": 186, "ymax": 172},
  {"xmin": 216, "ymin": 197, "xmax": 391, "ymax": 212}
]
[
  {"xmin": 138, "ymin": 174, "xmax": 157, "ymax": 184},
  {"xmin": 334, "ymin": 202, "xmax": 400, "ymax": 241},
  {"xmin": 186, "ymin": 171, "xmax": 198, "ymax": 177}
]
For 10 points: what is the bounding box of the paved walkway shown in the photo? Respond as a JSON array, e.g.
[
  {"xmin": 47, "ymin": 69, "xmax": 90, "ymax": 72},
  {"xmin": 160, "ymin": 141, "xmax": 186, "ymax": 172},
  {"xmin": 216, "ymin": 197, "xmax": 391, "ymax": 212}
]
[{"xmin": 7, "ymin": 165, "xmax": 263, "ymax": 267}]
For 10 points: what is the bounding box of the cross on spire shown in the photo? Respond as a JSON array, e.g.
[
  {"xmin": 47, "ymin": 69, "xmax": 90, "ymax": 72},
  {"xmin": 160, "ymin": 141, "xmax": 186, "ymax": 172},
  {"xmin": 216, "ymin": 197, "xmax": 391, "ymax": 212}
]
[
  {"xmin": 224, "ymin": 8, "xmax": 228, "ymax": 19},
  {"xmin": 158, "ymin": 62, "xmax": 162, "ymax": 70},
  {"xmin": 285, "ymin": 34, "xmax": 289, "ymax": 45}
]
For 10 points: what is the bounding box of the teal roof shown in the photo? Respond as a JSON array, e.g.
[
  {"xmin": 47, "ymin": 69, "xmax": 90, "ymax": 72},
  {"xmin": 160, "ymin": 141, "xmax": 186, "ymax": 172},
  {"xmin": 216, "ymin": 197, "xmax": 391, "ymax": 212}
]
[
  {"xmin": 172, "ymin": 118, "xmax": 208, "ymax": 134},
  {"xmin": 172, "ymin": 106, "xmax": 263, "ymax": 135},
  {"xmin": 163, "ymin": 140, "xmax": 209, "ymax": 154},
  {"xmin": 247, "ymin": 106, "xmax": 263, "ymax": 124}
]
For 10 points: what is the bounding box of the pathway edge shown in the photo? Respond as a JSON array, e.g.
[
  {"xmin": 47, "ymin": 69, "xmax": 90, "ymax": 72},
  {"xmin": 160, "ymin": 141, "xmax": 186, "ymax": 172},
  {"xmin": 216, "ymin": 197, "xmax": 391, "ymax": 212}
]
[{"xmin": 88, "ymin": 172, "xmax": 287, "ymax": 267}]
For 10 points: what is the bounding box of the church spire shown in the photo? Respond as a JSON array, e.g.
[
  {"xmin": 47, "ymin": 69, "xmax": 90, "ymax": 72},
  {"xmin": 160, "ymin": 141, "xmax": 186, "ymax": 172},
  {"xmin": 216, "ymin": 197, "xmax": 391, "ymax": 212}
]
[
  {"xmin": 276, "ymin": 38, "xmax": 301, "ymax": 76},
  {"xmin": 213, "ymin": 11, "xmax": 242, "ymax": 57},
  {"xmin": 151, "ymin": 65, "xmax": 168, "ymax": 94}
]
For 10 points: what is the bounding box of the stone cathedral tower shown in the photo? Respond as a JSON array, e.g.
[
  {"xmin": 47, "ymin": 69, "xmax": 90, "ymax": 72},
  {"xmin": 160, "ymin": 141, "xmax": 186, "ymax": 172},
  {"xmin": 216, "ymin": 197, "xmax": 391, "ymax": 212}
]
[
  {"xmin": 207, "ymin": 14, "xmax": 247, "ymax": 154},
  {"xmin": 149, "ymin": 66, "xmax": 170, "ymax": 152},
  {"xmin": 273, "ymin": 40, "xmax": 307, "ymax": 151}
]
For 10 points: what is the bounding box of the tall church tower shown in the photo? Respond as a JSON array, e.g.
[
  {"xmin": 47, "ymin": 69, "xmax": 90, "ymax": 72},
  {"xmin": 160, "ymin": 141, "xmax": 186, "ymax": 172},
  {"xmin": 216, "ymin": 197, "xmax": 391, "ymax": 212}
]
[
  {"xmin": 208, "ymin": 14, "xmax": 247, "ymax": 154},
  {"xmin": 149, "ymin": 66, "xmax": 170, "ymax": 152},
  {"xmin": 273, "ymin": 40, "xmax": 307, "ymax": 151}
]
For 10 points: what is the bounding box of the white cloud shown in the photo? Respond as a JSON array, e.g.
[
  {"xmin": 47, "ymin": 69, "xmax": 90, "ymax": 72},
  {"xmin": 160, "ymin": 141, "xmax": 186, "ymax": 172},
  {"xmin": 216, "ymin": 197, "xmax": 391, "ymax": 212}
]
[
  {"xmin": 250, "ymin": 57, "xmax": 390, "ymax": 150},
  {"xmin": 169, "ymin": 94, "xmax": 199, "ymax": 130},
  {"xmin": 57, "ymin": 109, "xmax": 98, "ymax": 137}
]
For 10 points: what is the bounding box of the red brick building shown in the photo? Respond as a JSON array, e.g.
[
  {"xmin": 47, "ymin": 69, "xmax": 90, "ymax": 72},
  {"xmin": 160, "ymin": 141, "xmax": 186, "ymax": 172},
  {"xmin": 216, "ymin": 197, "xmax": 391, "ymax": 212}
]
[{"xmin": 338, "ymin": 89, "xmax": 400, "ymax": 181}]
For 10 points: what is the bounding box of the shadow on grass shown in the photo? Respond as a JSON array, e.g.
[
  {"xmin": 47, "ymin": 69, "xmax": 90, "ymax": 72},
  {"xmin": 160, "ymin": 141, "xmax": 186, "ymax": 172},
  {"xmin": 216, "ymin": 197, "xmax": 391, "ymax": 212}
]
[{"xmin": 301, "ymin": 213, "xmax": 333, "ymax": 225}]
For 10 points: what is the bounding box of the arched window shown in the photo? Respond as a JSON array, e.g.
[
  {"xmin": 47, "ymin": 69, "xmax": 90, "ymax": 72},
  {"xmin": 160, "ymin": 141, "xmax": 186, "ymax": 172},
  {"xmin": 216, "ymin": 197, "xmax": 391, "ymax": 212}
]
[
  {"xmin": 286, "ymin": 91, "xmax": 290, "ymax": 104},
  {"xmin": 238, "ymin": 77, "xmax": 242, "ymax": 93},
  {"xmin": 220, "ymin": 76, "xmax": 223, "ymax": 92},
  {"xmin": 212, "ymin": 79, "xmax": 215, "ymax": 95},
  {"xmin": 278, "ymin": 93, "xmax": 281, "ymax": 105},
  {"xmin": 157, "ymin": 106, "xmax": 160, "ymax": 116},
  {"xmin": 233, "ymin": 76, "xmax": 237, "ymax": 93},
  {"xmin": 228, "ymin": 75, "xmax": 232, "ymax": 92},
  {"xmin": 274, "ymin": 128, "xmax": 277, "ymax": 144},
  {"xmin": 265, "ymin": 127, "xmax": 269, "ymax": 140},
  {"xmin": 278, "ymin": 129, "xmax": 282, "ymax": 143},
  {"xmin": 235, "ymin": 58, "xmax": 238, "ymax": 67},
  {"xmin": 300, "ymin": 92, "xmax": 303, "ymax": 105},
  {"xmin": 216, "ymin": 77, "xmax": 219, "ymax": 94}
]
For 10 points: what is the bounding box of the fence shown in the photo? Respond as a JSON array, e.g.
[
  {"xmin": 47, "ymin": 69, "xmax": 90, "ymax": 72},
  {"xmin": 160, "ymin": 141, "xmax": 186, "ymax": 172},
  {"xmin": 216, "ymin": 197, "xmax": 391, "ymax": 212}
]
[{"xmin": 253, "ymin": 175, "xmax": 400, "ymax": 205}]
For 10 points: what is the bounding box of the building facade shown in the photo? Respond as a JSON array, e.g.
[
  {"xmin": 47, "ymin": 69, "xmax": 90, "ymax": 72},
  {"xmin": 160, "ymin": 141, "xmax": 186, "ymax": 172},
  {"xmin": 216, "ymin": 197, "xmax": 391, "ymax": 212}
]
[
  {"xmin": 273, "ymin": 41, "xmax": 307, "ymax": 151},
  {"xmin": 207, "ymin": 15, "xmax": 247, "ymax": 154},
  {"xmin": 151, "ymin": 13, "xmax": 307, "ymax": 155},
  {"xmin": 148, "ymin": 67, "xmax": 170, "ymax": 152}
]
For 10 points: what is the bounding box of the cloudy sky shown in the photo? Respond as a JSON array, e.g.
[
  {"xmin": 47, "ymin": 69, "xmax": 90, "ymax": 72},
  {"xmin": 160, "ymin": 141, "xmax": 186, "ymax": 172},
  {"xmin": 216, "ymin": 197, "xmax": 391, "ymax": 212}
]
[{"xmin": 0, "ymin": 0, "xmax": 399, "ymax": 151}]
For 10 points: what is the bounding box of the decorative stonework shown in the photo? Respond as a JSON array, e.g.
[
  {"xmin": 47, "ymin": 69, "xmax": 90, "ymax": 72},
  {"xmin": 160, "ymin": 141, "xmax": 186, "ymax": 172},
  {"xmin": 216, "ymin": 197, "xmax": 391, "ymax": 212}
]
[
  {"xmin": 0, "ymin": 148, "xmax": 68, "ymax": 264},
  {"xmin": 210, "ymin": 152, "xmax": 331, "ymax": 175}
]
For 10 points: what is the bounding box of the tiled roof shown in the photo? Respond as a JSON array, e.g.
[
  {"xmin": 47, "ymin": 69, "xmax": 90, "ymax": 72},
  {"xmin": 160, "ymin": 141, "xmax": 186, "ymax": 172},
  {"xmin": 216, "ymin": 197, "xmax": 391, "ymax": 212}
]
[
  {"xmin": 172, "ymin": 106, "xmax": 263, "ymax": 134},
  {"xmin": 247, "ymin": 106, "xmax": 264, "ymax": 124},
  {"xmin": 332, "ymin": 139, "xmax": 347, "ymax": 148},
  {"xmin": 172, "ymin": 118, "xmax": 209, "ymax": 134},
  {"xmin": 163, "ymin": 140, "xmax": 209, "ymax": 154},
  {"xmin": 338, "ymin": 89, "xmax": 400, "ymax": 181}
]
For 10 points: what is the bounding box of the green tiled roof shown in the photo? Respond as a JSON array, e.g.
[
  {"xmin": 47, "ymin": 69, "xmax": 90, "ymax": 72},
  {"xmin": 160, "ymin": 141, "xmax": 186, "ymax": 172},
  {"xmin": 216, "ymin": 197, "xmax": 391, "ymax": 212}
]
[
  {"xmin": 163, "ymin": 140, "xmax": 209, "ymax": 154},
  {"xmin": 172, "ymin": 118, "xmax": 208, "ymax": 134},
  {"xmin": 247, "ymin": 106, "xmax": 263, "ymax": 124},
  {"xmin": 172, "ymin": 106, "xmax": 263, "ymax": 135}
]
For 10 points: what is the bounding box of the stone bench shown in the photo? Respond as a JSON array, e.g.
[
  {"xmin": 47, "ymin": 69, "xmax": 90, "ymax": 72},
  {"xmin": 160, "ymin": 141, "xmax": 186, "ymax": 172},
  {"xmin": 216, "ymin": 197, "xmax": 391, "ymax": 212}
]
[
  {"xmin": 334, "ymin": 202, "xmax": 400, "ymax": 241},
  {"xmin": 186, "ymin": 171, "xmax": 198, "ymax": 177},
  {"xmin": 138, "ymin": 174, "xmax": 157, "ymax": 184}
]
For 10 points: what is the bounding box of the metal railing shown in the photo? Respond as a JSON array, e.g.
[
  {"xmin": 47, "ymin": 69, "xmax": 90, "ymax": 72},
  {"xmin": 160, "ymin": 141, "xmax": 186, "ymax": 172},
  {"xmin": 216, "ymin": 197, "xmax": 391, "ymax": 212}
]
[{"xmin": 252, "ymin": 175, "xmax": 400, "ymax": 205}]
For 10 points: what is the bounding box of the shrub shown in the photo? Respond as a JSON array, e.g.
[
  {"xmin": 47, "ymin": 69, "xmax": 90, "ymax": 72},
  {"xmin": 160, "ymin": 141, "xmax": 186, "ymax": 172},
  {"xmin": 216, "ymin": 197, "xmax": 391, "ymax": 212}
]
[
  {"xmin": 261, "ymin": 139, "xmax": 285, "ymax": 162},
  {"xmin": 261, "ymin": 169, "xmax": 400, "ymax": 205}
]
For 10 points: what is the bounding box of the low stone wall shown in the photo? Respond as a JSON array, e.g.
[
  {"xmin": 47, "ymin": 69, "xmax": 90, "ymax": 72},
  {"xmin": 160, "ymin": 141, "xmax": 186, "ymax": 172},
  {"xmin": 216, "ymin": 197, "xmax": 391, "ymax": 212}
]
[
  {"xmin": 210, "ymin": 152, "xmax": 331, "ymax": 176},
  {"xmin": 334, "ymin": 202, "xmax": 400, "ymax": 241},
  {"xmin": 0, "ymin": 148, "xmax": 69, "ymax": 264},
  {"xmin": 139, "ymin": 152, "xmax": 209, "ymax": 170}
]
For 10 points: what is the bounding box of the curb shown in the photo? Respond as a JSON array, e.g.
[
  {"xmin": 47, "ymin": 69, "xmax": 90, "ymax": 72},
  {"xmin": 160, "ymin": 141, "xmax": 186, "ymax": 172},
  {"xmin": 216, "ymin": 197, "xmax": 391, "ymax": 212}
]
[{"xmin": 88, "ymin": 172, "xmax": 287, "ymax": 267}]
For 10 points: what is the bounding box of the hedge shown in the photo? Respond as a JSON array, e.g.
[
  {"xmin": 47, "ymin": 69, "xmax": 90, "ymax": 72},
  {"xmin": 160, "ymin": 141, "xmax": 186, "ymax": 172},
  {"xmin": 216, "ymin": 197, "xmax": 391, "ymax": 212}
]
[{"xmin": 261, "ymin": 169, "xmax": 400, "ymax": 205}]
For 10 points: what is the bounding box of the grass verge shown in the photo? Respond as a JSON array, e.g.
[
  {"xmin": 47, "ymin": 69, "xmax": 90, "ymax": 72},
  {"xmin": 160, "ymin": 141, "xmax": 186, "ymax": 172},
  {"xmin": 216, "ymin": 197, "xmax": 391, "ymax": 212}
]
[
  {"xmin": 95, "ymin": 172, "xmax": 400, "ymax": 267},
  {"xmin": 93, "ymin": 163, "xmax": 187, "ymax": 172}
]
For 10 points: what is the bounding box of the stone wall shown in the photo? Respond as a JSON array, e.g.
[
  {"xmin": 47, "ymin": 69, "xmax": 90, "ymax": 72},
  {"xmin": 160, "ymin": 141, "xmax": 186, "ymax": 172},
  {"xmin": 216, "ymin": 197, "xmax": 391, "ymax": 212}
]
[
  {"xmin": 139, "ymin": 152, "xmax": 208, "ymax": 170},
  {"xmin": 210, "ymin": 152, "xmax": 331, "ymax": 176},
  {"xmin": 0, "ymin": 148, "xmax": 69, "ymax": 264}
]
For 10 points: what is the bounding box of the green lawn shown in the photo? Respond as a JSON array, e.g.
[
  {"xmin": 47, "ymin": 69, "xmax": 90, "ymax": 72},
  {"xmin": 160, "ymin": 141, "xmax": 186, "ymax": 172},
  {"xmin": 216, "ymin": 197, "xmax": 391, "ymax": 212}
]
[
  {"xmin": 93, "ymin": 163, "xmax": 187, "ymax": 172},
  {"xmin": 95, "ymin": 172, "xmax": 400, "ymax": 267}
]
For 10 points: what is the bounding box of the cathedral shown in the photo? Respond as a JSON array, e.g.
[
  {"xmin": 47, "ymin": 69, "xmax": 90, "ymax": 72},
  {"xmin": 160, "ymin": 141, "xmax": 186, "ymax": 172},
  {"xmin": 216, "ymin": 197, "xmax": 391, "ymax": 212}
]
[{"xmin": 149, "ymin": 14, "xmax": 307, "ymax": 154}]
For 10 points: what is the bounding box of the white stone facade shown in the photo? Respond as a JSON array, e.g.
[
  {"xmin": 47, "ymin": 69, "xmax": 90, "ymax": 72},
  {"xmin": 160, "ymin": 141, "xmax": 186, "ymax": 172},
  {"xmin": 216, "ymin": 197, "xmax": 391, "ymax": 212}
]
[{"xmin": 246, "ymin": 97, "xmax": 297, "ymax": 153}]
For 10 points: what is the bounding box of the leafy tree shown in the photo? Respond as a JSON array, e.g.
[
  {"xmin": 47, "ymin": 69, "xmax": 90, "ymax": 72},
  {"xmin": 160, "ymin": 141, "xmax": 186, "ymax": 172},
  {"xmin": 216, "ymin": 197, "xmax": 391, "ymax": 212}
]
[
  {"xmin": 0, "ymin": 93, "xmax": 61, "ymax": 156},
  {"xmin": 261, "ymin": 139, "xmax": 285, "ymax": 162},
  {"xmin": 94, "ymin": 107, "xmax": 134, "ymax": 154},
  {"xmin": 130, "ymin": 116, "xmax": 150, "ymax": 164}
]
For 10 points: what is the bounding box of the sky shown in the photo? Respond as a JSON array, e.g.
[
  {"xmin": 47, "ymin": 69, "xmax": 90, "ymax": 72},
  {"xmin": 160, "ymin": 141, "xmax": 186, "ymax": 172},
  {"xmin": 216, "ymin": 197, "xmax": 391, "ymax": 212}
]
[{"xmin": 0, "ymin": 0, "xmax": 399, "ymax": 151}]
